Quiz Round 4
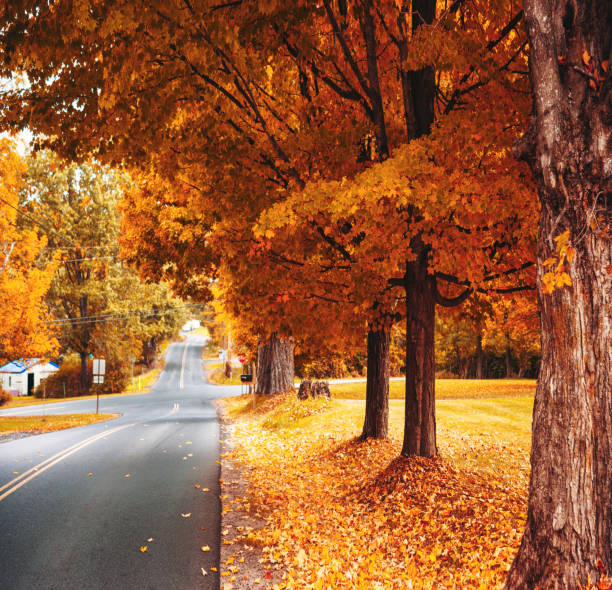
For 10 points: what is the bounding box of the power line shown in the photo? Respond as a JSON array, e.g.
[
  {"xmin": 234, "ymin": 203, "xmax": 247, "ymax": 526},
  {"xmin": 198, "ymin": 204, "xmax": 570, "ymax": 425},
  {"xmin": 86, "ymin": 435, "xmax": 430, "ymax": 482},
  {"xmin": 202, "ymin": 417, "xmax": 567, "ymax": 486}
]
[
  {"xmin": 60, "ymin": 256, "xmax": 117, "ymax": 263},
  {"xmin": 0, "ymin": 195, "xmax": 82, "ymax": 250},
  {"xmin": 41, "ymin": 245, "xmax": 120, "ymax": 252},
  {"xmin": 45, "ymin": 303, "xmax": 205, "ymax": 326}
]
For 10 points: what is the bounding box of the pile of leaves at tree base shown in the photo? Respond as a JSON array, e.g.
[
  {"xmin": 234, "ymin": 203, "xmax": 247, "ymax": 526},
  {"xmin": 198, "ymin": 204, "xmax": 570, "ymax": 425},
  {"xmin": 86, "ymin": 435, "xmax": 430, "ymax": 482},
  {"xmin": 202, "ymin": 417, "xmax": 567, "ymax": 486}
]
[{"xmin": 218, "ymin": 393, "xmax": 528, "ymax": 589}]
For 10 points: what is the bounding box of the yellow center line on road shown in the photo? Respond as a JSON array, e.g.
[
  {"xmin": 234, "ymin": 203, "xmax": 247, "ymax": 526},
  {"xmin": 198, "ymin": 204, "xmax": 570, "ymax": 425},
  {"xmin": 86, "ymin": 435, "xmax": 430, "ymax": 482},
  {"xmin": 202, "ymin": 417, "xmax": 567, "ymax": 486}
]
[
  {"xmin": 0, "ymin": 423, "xmax": 135, "ymax": 503},
  {"xmin": 179, "ymin": 343, "xmax": 189, "ymax": 389},
  {"xmin": 160, "ymin": 402, "xmax": 180, "ymax": 420}
]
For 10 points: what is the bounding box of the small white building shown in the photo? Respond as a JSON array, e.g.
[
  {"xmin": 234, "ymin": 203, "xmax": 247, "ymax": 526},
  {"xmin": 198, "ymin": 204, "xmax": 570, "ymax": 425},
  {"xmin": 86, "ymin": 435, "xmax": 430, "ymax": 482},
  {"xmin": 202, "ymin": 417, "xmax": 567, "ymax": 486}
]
[{"xmin": 0, "ymin": 359, "xmax": 59, "ymax": 396}]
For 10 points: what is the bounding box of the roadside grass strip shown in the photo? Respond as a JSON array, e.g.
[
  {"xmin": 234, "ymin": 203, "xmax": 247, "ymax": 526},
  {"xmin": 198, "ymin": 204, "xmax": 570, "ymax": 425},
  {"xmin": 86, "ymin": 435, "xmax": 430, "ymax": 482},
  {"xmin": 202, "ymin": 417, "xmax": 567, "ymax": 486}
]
[
  {"xmin": 2, "ymin": 366, "xmax": 162, "ymax": 410},
  {"xmin": 0, "ymin": 413, "xmax": 118, "ymax": 435},
  {"xmin": 218, "ymin": 391, "xmax": 533, "ymax": 589},
  {"xmin": 207, "ymin": 362, "xmax": 243, "ymax": 386}
]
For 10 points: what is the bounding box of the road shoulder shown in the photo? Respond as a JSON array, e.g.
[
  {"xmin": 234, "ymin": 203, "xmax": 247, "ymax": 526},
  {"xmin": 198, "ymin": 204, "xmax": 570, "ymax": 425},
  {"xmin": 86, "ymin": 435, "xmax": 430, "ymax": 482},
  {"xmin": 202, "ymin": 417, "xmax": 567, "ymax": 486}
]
[{"xmin": 215, "ymin": 400, "xmax": 279, "ymax": 589}]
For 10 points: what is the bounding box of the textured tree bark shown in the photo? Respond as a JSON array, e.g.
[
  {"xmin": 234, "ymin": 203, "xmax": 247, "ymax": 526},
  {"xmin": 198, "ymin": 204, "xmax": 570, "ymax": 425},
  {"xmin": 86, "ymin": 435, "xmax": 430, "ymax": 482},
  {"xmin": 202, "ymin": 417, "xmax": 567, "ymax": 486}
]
[
  {"xmin": 79, "ymin": 351, "xmax": 89, "ymax": 395},
  {"xmin": 255, "ymin": 333, "xmax": 295, "ymax": 395},
  {"xmin": 505, "ymin": 337, "xmax": 513, "ymax": 378},
  {"xmin": 475, "ymin": 332, "xmax": 484, "ymax": 379},
  {"xmin": 506, "ymin": 0, "xmax": 611, "ymax": 586},
  {"xmin": 402, "ymin": 258, "xmax": 437, "ymax": 457},
  {"xmin": 360, "ymin": 328, "xmax": 390, "ymax": 440}
]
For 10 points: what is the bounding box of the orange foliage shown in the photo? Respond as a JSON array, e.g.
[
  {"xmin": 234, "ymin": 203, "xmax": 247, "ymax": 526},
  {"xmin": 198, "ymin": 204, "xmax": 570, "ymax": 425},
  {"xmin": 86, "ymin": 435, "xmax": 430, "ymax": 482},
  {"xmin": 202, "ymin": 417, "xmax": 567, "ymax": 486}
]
[{"xmin": 0, "ymin": 139, "xmax": 58, "ymax": 363}]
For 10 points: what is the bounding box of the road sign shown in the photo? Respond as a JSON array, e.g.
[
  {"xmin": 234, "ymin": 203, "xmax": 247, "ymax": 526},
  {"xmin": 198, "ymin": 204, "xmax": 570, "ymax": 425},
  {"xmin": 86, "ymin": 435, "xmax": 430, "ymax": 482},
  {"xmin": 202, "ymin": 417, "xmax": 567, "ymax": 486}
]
[
  {"xmin": 93, "ymin": 375, "xmax": 105, "ymax": 384},
  {"xmin": 93, "ymin": 358, "xmax": 106, "ymax": 375},
  {"xmin": 240, "ymin": 374, "xmax": 253, "ymax": 383}
]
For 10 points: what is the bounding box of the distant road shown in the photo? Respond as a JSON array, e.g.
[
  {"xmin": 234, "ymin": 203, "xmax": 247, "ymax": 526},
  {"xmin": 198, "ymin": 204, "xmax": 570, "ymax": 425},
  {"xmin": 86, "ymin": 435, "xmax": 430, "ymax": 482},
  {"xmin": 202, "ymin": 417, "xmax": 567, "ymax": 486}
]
[{"xmin": 0, "ymin": 338, "xmax": 238, "ymax": 590}]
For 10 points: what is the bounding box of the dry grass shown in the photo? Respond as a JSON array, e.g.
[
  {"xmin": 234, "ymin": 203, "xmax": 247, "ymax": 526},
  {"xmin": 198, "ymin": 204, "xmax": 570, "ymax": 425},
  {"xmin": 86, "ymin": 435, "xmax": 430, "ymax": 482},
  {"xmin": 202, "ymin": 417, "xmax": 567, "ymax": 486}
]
[
  {"xmin": 330, "ymin": 378, "xmax": 536, "ymax": 400},
  {"xmin": 207, "ymin": 362, "xmax": 244, "ymax": 385},
  {"xmin": 0, "ymin": 413, "xmax": 118, "ymax": 435}
]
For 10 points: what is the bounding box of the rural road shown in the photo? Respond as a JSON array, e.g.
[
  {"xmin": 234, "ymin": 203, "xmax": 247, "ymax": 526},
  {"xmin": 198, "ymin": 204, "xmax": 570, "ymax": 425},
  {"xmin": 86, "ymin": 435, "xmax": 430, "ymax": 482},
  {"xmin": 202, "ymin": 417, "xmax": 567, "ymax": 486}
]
[{"xmin": 0, "ymin": 338, "xmax": 240, "ymax": 590}]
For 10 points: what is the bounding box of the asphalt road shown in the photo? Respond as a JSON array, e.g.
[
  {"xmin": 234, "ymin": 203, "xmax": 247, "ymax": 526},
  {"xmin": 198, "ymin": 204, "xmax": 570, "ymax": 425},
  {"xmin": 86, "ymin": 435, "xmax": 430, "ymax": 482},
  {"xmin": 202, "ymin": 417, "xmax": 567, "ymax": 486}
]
[{"xmin": 0, "ymin": 338, "xmax": 240, "ymax": 590}]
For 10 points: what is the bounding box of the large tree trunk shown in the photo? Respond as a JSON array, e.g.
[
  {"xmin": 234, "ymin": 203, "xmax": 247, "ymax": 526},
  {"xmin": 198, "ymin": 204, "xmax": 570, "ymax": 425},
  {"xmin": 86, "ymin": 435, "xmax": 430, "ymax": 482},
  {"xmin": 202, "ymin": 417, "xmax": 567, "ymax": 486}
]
[
  {"xmin": 505, "ymin": 336, "xmax": 513, "ymax": 378},
  {"xmin": 402, "ymin": 259, "xmax": 437, "ymax": 457},
  {"xmin": 255, "ymin": 333, "xmax": 294, "ymax": 395},
  {"xmin": 360, "ymin": 328, "xmax": 389, "ymax": 440},
  {"xmin": 475, "ymin": 332, "xmax": 484, "ymax": 379},
  {"xmin": 79, "ymin": 351, "xmax": 89, "ymax": 394},
  {"xmin": 506, "ymin": 1, "xmax": 611, "ymax": 587}
]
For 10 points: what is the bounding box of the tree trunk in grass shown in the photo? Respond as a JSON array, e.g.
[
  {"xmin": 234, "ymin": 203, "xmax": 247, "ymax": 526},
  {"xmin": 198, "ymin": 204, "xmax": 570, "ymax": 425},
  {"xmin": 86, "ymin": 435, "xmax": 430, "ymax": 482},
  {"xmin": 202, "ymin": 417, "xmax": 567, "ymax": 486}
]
[
  {"xmin": 79, "ymin": 351, "xmax": 89, "ymax": 394},
  {"xmin": 360, "ymin": 328, "xmax": 389, "ymax": 440},
  {"xmin": 475, "ymin": 332, "xmax": 484, "ymax": 379},
  {"xmin": 505, "ymin": 337, "xmax": 513, "ymax": 378},
  {"xmin": 255, "ymin": 333, "xmax": 294, "ymax": 395},
  {"xmin": 401, "ymin": 258, "xmax": 437, "ymax": 457},
  {"xmin": 506, "ymin": 1, "xmax": 611, "ymax": 587}
]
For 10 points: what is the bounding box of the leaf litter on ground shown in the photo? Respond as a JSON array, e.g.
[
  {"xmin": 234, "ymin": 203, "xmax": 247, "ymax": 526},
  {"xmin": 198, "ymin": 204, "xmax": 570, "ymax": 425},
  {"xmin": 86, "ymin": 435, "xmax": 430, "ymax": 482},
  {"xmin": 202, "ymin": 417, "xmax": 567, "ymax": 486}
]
[{"xmin": 218, "ymin": 392, "xmax": 531, "ymax": 589}]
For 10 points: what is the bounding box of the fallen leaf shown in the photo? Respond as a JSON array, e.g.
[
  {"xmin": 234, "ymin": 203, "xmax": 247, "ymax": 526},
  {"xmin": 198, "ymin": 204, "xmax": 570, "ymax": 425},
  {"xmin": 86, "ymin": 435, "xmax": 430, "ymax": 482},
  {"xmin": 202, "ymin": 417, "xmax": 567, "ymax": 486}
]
[
  {"xmin": 88, "ymin": 473, "xmax": 93, "ymax": 476},
  {"xmin": 182, "ymin": 513, "xmax": 191, "ymax": 518},
  {"xmin": 186, "ymin": 441, "xmax": 192, "ymax": 445},
  {"xmin": 582, "ymin": 48, "xmax": 591, "ymax": 66},
  {"xmin": 188, "ymin": 453, "xmax": 193, "ymax": 457},
  {"xmin": 124, "ymin": 474, "xmax": 131, "ymax": 478},
  {"xmin": 147, "ymin": 538, "xmax": 154, "ymax": 542},
  {"xmin": 203, "ymin": 488, "xmax": 210, "ymax": 492},
  {"xmin": 201, "ymin": 545, "xmax": 210, "ymax": 552},
  {"xmin": 195, "ymin": 484, "xmax": 201, "ymax": 489},
  {"xmin": 140, "ymin": 546, "xmax": 148, "ymax": 553},
  {"xmin": 201, "ymin": 568, "xmax": 207, "ymax": 576},
  {"xmin": 210, "ymin": 567, "xmax": 218, "ymax": 572}
]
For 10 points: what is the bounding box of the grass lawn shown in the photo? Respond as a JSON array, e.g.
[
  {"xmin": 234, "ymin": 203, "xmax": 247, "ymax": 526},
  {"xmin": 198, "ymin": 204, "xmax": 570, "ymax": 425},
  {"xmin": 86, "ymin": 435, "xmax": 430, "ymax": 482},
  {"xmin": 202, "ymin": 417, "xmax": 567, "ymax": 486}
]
[
  {"xmin": 2, "ymin": 365, "xmax": 162, "ymax": 410},
  {"xmin": 218, "ymin": 381, "xmax": 535, "ymax": 588},
  {"xmin": 0, "ymin": 413, "xmax": 118, "ymax": 435},
  {"xmin": 206, "ymin": 362, "xmax": 243, "ymax": 386},
  {"xmin": 330, "ymin": 377, "xmax": 536, "ymax": 400},
  {"xmin": 188, "ymin": 326, "xmax": 210, "ymax": 338}
]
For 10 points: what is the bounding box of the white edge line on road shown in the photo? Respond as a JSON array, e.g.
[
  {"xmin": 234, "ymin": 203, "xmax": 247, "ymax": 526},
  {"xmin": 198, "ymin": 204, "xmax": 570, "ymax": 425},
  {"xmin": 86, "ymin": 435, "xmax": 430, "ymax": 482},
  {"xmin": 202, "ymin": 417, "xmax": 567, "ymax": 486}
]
[
  {"xmin": 180, "ymin": 342, "xmax": 189, "ymax": 389},
  {"xmin": 0, "ymin": 423, "xmax": 135, "ymax": 503}
]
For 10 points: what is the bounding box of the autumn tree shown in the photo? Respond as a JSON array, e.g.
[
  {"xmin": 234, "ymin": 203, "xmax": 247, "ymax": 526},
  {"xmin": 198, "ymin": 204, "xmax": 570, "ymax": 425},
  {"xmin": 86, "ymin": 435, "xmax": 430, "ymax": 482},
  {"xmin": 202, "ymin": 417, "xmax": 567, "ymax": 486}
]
[
  {"xmin": 0, "ymin": 138, "xmax": 57, "ymax": 363},
  {"xmin": 256, "ymin": 0, "xmax": 537, "ymax": 447},
  {"xmin": 505, "ymin": 0, "xmax": 611, "ymax": 587},
  {"xmin": 22, "ymin": 151, "xmax": 185, "ymax": 393},
  {"xmin": 21, "ymin": 151, "xmax": 127, "ymax": 391},
  {"xmin": 0, "ymin": 1, "xmax": 537, "ymax": 439},
  {"xmin": 483, "ymin": 290, "xmax": 539, "ymax": 378}
]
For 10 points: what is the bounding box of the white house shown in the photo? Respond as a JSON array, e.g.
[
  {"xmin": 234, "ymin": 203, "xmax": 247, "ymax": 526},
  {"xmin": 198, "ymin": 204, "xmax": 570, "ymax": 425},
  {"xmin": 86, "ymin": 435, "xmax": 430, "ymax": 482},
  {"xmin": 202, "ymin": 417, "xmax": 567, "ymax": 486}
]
[{"xmin": 0, "ymin": 359, "xmax": 59, "ymax": 396}]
